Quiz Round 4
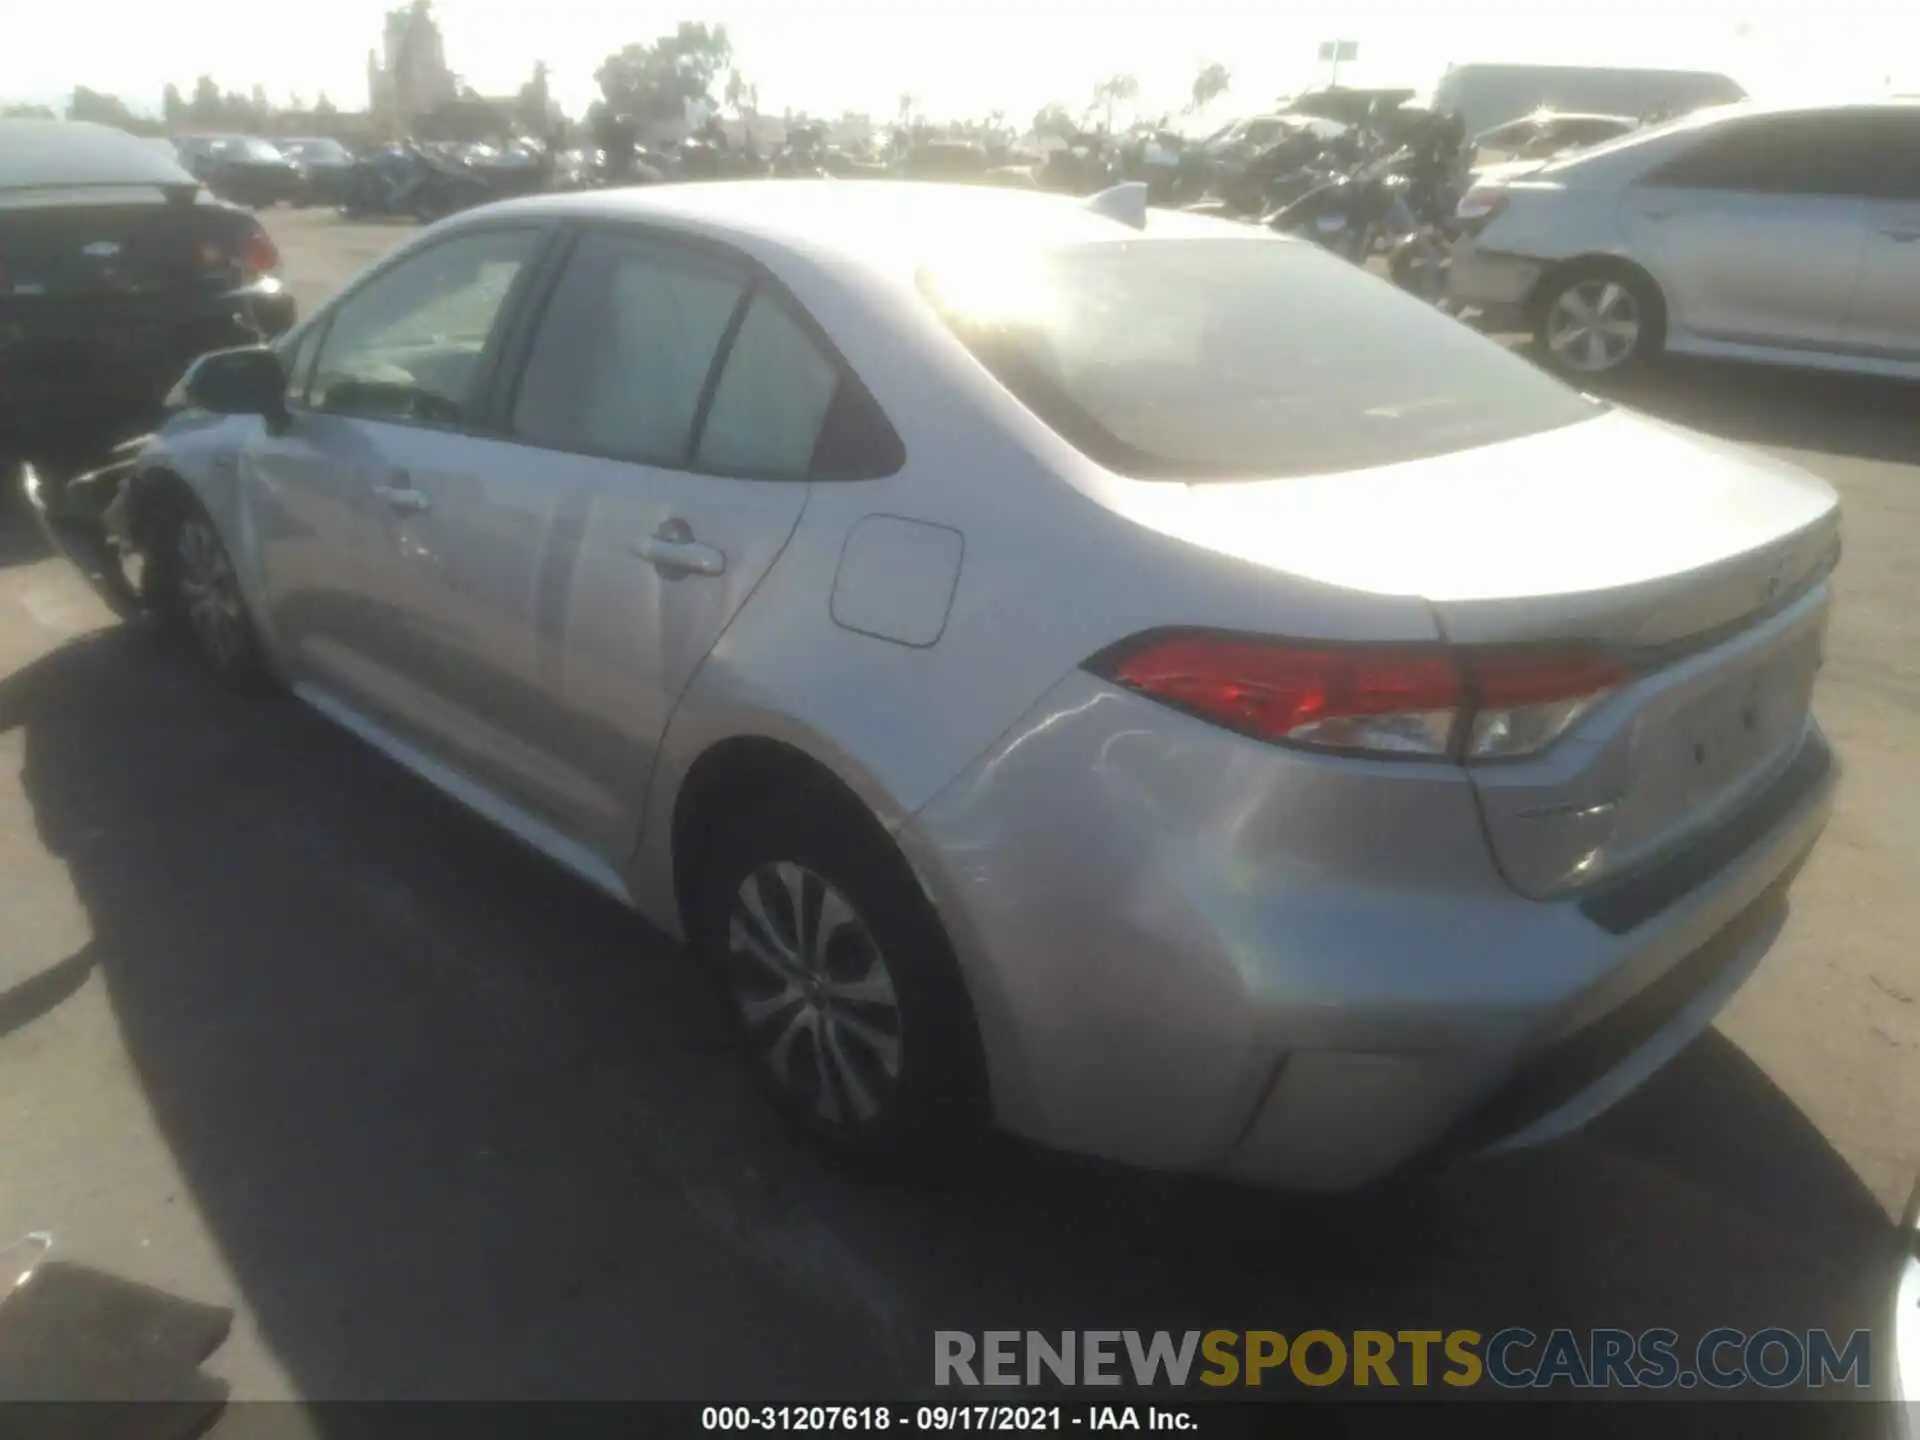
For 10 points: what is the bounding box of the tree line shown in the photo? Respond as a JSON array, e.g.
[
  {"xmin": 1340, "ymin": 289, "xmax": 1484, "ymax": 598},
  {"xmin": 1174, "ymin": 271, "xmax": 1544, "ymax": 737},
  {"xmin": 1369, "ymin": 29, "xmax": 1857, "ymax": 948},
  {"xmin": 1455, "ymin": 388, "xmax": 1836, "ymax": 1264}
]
[
  {"xmin": 587, "ymin": 21, "xmax": 1237, "ymax": 144},
  {"xmin": 0, "ymin": 35, "xmax": 1240, "ymax": 147},
  {"xmin": 0, "ymin": 80, "xmax": 339, "ymax": 135}
]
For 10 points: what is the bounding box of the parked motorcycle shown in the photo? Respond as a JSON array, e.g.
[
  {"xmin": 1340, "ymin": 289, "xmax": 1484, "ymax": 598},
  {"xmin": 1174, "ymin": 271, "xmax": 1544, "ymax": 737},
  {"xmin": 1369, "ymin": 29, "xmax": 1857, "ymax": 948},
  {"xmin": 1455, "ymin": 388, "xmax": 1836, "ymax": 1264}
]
[
  {"xmin": 1260, "ymin": 134, "xmax": 1463, "ymax": 306},
  {"xmin": 1265, "ymin": 164, "xmax": 1389, "ymax": 262}
]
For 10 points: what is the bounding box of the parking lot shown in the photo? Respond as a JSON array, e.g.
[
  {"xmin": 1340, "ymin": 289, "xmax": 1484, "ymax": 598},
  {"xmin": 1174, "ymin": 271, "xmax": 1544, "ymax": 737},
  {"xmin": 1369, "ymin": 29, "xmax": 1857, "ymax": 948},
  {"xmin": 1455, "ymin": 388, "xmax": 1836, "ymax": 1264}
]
[{"xmin": 0, "ymin": 205, "xmax": 1915, "ymax": 1402}]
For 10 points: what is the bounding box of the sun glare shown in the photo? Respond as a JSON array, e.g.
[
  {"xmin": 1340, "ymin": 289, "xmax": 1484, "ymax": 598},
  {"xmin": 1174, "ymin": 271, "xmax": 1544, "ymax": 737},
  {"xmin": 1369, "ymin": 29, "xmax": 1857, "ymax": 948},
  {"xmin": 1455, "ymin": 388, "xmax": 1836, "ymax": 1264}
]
[{"xmin": 923, "ymin": 248, "xmax": 1059, "ymax": 329}]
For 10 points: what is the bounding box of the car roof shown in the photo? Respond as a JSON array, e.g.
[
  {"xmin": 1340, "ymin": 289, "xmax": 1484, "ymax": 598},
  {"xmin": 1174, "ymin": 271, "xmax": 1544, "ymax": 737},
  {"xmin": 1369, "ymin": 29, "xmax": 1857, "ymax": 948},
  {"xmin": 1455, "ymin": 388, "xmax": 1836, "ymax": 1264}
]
[
  {"xmin": 459, "ymin": 180, "xmax": 1253, "ymax": 275},
  {"xmin": 0, "ymin": 119, "xmax": 199, "ymax": 191},
  {"xmin": 1678, "ymin": 95, "xmax": 1920, "ymax": 125},
  {"xmin": 1539, "ymin": 95, "xmax": 1920, "ymax": 171}
]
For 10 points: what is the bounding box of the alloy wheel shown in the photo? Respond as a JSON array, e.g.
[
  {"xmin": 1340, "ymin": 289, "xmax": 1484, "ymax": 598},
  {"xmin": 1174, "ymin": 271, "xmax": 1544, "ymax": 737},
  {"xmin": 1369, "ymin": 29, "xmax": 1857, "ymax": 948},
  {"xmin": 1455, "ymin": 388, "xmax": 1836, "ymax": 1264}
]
[
  {"xmin": 725, "ymin": 861, "xmax": 904, "ymax": 1127},
  {"xmin": 173, "ymin": 517, "xmax": 248, "ymax": 669},
  {"xmin": 1544, "ymin": 278, "xmax": 1642, "ymax": 373}
]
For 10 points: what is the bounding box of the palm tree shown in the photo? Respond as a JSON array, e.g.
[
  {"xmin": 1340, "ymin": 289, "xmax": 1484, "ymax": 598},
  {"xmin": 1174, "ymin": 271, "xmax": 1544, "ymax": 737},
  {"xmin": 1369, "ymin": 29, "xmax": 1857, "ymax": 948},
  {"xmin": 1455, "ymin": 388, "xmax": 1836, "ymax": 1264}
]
[
  {"xmin": 1091, "ymin": 73, "xmax": 1139, "ymax": 133},
  {"xmin": 1188, "ymin": 61, "xmax": 1230, "ymax": 116}
]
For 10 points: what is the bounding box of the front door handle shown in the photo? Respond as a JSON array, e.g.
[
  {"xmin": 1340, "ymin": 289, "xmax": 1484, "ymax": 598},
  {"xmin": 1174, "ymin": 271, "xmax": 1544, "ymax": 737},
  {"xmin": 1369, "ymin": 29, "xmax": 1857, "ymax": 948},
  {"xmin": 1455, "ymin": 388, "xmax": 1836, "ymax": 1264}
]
[
  {"xmin": 630, "ymin": 518, "xmax": 726, "ymax": 578},
  {"xmin": 371, "ymin": 478, "xmax": 432, "ymax": 513},
  {"xmin": 1880, "ymin": 227, "xmax": 1920, "ymax": 244}
]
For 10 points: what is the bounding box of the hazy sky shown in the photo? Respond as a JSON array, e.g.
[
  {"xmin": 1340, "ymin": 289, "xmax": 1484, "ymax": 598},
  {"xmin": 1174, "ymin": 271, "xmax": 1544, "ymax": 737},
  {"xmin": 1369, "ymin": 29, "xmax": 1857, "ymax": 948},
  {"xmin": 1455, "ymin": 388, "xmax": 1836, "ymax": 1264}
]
[{"xmin": 4, "ymin": 0, "xmax": 1914, "ymax": 123}]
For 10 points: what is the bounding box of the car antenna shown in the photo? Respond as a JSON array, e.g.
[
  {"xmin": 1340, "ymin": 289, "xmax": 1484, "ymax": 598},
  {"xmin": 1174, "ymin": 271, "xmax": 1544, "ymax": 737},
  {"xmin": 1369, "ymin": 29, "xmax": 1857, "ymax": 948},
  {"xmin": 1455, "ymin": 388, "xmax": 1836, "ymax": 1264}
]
[{"xmin": 1084, "ymin": 181, "xmax": 1149, "ymax": 231}]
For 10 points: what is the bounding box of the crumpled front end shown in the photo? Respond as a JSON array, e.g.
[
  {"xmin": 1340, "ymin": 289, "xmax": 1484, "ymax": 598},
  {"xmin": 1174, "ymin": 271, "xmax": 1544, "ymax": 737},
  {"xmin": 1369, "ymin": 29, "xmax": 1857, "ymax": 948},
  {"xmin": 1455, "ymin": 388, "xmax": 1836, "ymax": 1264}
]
[{"xmin": 20, "ymin": 439, "xmax": 152, "ymax": 619}]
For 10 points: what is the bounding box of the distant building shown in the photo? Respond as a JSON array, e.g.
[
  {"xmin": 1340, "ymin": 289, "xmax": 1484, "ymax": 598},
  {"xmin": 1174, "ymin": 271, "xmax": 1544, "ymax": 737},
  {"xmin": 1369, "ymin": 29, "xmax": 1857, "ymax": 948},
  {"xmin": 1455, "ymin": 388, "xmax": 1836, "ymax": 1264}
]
[
  {"xmin": 367, "ymin": 0, "xmax": 457, "ymax": 127},
  {"xmin": 827, "ymin": 113, "xmax": 876, "ymax": 149}
]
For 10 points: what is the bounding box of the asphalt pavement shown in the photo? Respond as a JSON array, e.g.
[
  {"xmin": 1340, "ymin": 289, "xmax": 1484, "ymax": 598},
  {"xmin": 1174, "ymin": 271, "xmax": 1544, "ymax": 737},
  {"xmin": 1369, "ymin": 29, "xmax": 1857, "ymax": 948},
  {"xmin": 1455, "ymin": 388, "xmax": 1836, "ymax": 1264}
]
[{"xmin": 0, "ymin": 207, "xmax": 1913, "ymax": 1404}]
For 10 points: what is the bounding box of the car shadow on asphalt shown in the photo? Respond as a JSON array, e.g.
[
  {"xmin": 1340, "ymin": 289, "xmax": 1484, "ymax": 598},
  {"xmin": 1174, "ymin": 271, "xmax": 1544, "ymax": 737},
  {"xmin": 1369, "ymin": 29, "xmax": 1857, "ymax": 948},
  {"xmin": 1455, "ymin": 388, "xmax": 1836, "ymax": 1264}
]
[{"xmin": 0, "ymin": 606, "xmax": 1895, "ymax": 1404}]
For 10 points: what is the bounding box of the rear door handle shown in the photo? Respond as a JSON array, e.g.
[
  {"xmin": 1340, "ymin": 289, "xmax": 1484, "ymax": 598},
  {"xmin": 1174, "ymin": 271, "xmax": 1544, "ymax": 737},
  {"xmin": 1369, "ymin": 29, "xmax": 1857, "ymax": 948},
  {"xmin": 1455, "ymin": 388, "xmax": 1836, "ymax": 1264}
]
[
  {"xmin": 1880, "ymin": 227, "xmax": 1920, "ymax": 243},
  {"xmin": 630, "ymin": 519, "xmax": 726, "ymax": 578}
]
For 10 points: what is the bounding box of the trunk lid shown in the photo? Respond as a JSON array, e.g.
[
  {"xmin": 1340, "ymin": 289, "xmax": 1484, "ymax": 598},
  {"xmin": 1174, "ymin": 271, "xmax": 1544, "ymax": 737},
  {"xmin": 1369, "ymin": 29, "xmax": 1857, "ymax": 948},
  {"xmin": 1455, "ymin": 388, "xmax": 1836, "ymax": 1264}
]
[
  {"xmin": 0, "ymin": 193, "xmax": 251, "ymax": 300},
  {"xmin": 1103, "ymin": 408, "xmax": 1841, "ymax": 900},
  {"xmin": 1105, "ymin": 408, "xmax": 1839, "ymax": 650}
]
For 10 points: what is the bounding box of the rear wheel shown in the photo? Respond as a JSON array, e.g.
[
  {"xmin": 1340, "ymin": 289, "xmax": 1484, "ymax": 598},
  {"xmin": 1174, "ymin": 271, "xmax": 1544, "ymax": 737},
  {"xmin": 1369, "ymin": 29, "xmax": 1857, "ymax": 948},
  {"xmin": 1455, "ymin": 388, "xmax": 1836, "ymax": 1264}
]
[
  {"xmin": 691, "ymin": 791, "xmax": 984, "ymax": 1158},
  {"xmin": 1534, "ymin": 264, "xmax": 1665, "ymax": 376}
]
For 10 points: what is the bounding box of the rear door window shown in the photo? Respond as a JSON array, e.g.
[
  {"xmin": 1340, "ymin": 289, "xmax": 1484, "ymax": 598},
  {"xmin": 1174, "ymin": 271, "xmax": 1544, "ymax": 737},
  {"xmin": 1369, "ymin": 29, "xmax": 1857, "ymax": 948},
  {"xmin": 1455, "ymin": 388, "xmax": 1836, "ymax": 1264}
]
[
  {"xmin": 510, "ymin": 231, "xmax": 747, "ymax": 465},
  {"xmin": 695, "ymin": 294, "xmax": 841, "ymax": 476},
  {"xmin": 511, "ymin": 228, "xmax": 904, "ymax": 479},
  {"xmin": 1645, "ymin": 112, "xmax": 1898, "ymax": 198}
]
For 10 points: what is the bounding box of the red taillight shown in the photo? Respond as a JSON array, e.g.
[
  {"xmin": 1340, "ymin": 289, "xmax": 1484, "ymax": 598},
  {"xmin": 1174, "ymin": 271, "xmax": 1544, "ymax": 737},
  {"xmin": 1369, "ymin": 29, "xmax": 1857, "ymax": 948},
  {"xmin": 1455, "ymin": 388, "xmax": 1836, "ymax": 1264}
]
[
  {"xmin": 1097, "ymin": 634, "xmax": 1466, "ymax": 757},
  {"xmin": 240, "ymin": 225, "xmax": 279, "ymax": 276},
  {"xmin": 1091, "ymin": 633, "xmax": 1626, "ymax": 761},
  {"xmin": 1469, "ymin": 651, "xmax": 1628, "ymax": 708}
]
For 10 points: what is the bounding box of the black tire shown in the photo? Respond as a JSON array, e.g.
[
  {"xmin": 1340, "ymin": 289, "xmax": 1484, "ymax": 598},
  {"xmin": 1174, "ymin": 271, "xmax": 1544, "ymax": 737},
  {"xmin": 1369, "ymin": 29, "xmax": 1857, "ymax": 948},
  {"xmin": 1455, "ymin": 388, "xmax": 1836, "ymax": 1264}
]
[
  {"xmin": 144, "ymin": 496, "xmax": 265, "ymax": 689},
  {"xmin": 691, "ymin": 785, "xmax": 985, "ymax": 1158},
  {"xmin": 1532, "ymin": 261, "xmax": 1666, "ymax": 378}
]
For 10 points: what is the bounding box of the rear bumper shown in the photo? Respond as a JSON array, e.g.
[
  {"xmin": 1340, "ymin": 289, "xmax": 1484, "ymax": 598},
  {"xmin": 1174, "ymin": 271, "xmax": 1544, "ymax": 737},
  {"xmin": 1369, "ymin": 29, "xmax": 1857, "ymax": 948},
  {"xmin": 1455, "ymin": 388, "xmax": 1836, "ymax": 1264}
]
[
  {"xmin": 1225, "ymin": 729, "xmax": 1832, "ymax": 1190},
  {"xmin": 1448, "ymin": 236, "xmax": 1547, "ymax": 330},
  {"xmin": 904, "ymin": 671, "xmax": 1837, "ymax": 1192},
  {"xmin": 1415, "ymin": 736, "xmax": 1831, "ymax": 1165}
]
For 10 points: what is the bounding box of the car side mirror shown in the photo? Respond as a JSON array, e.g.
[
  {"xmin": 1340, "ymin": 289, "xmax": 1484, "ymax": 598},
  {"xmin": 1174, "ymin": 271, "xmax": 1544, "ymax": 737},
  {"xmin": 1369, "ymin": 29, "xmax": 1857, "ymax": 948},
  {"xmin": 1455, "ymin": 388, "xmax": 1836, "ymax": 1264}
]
[{"xmin": 170, "ymin": 346, "xmax": 289, "ymax": 428}]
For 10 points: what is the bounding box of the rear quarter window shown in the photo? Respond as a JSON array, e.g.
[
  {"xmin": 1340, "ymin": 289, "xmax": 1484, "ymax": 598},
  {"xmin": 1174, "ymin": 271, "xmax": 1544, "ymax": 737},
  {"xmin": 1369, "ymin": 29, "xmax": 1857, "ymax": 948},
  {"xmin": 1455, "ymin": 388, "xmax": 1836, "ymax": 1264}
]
[{"xmin": 921, "ymin": 237, "xmax": 1600, "ymax": 480}]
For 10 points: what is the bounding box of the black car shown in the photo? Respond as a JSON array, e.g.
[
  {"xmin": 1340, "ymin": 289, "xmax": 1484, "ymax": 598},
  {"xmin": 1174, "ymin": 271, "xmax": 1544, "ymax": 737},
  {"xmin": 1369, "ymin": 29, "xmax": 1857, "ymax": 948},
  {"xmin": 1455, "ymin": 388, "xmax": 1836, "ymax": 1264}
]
[
  {"xmin": 279, "ymin": 136, "xmax": 355, "ymax": 207},
  {"xmin": 1, "ymin": 119, "xmax": 297, "ymax": 484},
  {"xmin": 176, "ymin": 134, "xmax": 301, "ymax": 207}
]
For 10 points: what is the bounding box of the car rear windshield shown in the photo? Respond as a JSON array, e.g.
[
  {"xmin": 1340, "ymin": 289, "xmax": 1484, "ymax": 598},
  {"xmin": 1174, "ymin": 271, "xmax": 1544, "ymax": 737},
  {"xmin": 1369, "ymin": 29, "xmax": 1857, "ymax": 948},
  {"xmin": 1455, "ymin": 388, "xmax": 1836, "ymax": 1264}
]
[{"xmin": 920, "ymin": 237, "xmax": 1600, "ymax": 480}]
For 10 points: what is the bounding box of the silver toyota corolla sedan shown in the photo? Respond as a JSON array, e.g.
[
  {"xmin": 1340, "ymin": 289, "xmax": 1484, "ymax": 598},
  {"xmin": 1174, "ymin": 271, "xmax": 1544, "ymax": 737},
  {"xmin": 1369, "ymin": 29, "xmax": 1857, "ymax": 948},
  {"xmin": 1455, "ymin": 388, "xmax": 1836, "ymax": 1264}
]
[
  {"xmin": 30, "ymin": 181, "xmax": 1841, "ymax": 1190},
  {"xmin": 1450, "ymin": 98, "xmax": 1920, "ymax": 379}
]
